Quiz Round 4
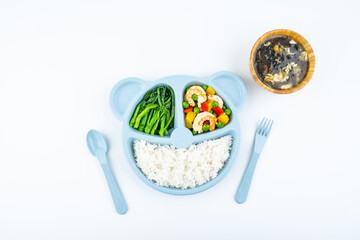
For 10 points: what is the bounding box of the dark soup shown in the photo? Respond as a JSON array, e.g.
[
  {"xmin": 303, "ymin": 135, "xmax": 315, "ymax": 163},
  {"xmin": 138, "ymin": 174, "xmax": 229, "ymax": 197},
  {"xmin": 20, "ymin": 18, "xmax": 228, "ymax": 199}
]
[{"xmin": 254, "ymin": 35, "xmax": 308, "ymax": 90}]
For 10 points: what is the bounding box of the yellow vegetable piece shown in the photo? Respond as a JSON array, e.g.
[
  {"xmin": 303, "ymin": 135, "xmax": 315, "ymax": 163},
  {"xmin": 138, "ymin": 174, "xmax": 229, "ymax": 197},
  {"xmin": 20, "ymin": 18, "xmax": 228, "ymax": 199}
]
[
  {"xmin": 217, "ymin": 113, "xmax": 229, "ymax": 125},
  {"xmin": 206, "ymin": 86, "xmax": 216, "ymax": 95},
  {"xmin": 186, "ymin": 111, "xmax": 196, "ymax": 123},
  {"xmin": 205, "ymin": 100, "xmax": 214, "ymax": 111},
  {"xmin": 185, "ymin": 119, "xmax": 193, "ymax": 129}
]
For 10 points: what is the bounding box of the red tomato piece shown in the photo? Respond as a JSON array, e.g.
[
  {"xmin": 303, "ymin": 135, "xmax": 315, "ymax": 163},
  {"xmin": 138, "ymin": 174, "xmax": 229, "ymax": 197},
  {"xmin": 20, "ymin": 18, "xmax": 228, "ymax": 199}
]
[
  {"xmin": 183, "ymin": 107, "xmax": 193, "ymax": 113},
  {"xmin": 203, "ymin": 120, "xmax": 210, "ymax": 125},
  {"xmin": 200, "ymin": 102, "xmax": 209, "ymax": 111},
  {"xmin": 212, "ymin": 106, "xmax": 224, "ymax": 115}
]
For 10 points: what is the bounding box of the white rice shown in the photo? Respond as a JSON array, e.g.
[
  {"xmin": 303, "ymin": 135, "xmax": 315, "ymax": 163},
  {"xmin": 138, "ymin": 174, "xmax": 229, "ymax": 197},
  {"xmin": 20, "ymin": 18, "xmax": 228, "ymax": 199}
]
[{"xmin": 133, "ymin": 135, "xmax": 233, "ymax": 189}]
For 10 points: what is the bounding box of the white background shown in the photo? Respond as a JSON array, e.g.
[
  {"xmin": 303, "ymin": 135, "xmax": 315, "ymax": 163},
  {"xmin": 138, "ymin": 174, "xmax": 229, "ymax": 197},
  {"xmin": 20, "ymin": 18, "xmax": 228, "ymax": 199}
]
[{"xmin": 1, "ymin": 0, "xmax": 360, "ymax": 239}]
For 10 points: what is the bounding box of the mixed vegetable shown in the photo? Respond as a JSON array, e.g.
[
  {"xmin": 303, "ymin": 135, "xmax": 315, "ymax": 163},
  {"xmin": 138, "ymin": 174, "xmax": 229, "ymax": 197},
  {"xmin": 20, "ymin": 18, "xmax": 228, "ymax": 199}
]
[
  {"xmin": 183, "ymin": 85, "xmax": 231, "ymax": 134},
  {"xmin": 129, "ymin": 85, "xmax": 175, "ymax": 137}
]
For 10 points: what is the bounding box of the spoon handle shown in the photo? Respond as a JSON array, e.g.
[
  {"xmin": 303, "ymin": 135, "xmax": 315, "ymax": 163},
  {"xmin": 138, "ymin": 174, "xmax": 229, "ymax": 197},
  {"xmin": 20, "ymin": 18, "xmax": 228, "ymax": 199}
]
[
  {"xmin": 96, "ymin": 151, "xmax": 128, "ymax": 214},
  {"xmin": 100, "ymin": 164, "xmax": 128, "ymax": 214}
]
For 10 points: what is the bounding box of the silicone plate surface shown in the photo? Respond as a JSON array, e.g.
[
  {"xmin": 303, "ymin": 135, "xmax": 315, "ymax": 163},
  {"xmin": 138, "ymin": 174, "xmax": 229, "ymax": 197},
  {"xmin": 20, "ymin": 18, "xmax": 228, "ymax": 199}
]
[{"xmin": 110, "ymin": 71, "xmax": 247, "ymax": 195}]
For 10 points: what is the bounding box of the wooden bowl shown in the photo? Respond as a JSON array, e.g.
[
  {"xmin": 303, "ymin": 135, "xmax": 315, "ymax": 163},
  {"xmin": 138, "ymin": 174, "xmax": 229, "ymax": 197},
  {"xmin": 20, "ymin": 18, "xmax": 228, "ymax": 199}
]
[{"xmin": 249, "ymin": 29, "xmax": 315, "ymax": 94}]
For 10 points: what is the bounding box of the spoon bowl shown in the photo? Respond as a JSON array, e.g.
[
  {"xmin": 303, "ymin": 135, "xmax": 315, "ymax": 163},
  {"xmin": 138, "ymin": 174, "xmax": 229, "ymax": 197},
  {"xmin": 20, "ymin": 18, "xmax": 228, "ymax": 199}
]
[{"xmin": 87, "ymin": 129, "xmax": 108, "ymax": 157}]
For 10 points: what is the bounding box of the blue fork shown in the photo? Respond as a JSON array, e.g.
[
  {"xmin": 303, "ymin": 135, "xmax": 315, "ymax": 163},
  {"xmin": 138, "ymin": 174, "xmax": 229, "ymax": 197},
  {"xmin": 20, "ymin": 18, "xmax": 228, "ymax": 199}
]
[{"xmin": 235, "ymin": 117, "xmax": 274, "ymax": 204}]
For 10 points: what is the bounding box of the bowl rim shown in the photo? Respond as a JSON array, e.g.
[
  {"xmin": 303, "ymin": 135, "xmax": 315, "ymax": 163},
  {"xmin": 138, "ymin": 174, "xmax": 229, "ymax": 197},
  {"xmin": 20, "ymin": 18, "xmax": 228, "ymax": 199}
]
[{"xmin": 249, "ymin": 29, "xmax": 316, "ymax": 94}]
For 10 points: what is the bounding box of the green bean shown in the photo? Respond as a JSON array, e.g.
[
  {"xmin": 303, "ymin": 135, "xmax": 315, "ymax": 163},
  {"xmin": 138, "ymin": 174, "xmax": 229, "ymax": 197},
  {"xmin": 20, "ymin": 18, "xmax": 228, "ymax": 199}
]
[
  {"xmin": 146, "ymin": 109, "xmax": 154, "ymax": 126},
  {"xmin": 138, "ymin": 111, "xmax": 149, "ymax": 132},
  {"xmin": 165, "ymin": 109, "xmax": 170, "ymax": 123},
  {"xmin": 157, "ymin": 87, "xmax": 163, "ymax": 107},
  {"xmin": 164, "ymin": 96, "xmax": 171, "ymax": 105},
  {"xmin": 145, "ymin": 110, "xmax": 159, "ymax": 134},
  {"xmin": 146, "ymin": 96, "xmax": 157, "ymax": 104},
  {"xmin": 158, "ymin": 114, "xmax": 167, "ymax": 137},
  {"xmin": 129, "ymin": 101, "xmax": 143, "ymax": 127},
  {"xmin": 162, "ymin": 87, "xmax": 166, "ymax": 102},
  {"xmin": 151, "ymin": 116, "xmax": 161, "ymax": 135},
  {"xmin": 164, "ymin": 86, "xmax": 175, "ymax": 129},
  {"xmin": 164, "ymin": 101, "xmax": 171, "ymax": 109},
  {"xmin": 157, "ymin": 86, "xmax": 168, "ymax": 136},
  {"xmin": 134, "ymin": 104, "xmax": 157, "ymax": 128},
  {"xmin": 143, "ymin": 90, "xmax": 152, "ymax": 101}
]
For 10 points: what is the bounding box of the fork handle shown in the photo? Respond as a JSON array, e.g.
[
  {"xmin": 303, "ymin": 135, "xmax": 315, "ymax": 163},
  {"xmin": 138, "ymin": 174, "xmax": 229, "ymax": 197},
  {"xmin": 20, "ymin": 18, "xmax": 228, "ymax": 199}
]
[{"xmin": 235, "ymin": 152, "xmax": 260, "ymax": 204}]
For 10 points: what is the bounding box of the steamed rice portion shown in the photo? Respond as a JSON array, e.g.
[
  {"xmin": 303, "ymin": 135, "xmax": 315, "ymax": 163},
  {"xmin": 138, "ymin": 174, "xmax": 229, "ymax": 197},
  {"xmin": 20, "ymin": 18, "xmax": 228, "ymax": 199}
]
[{"xmin": 133, "ymin": 135, "xmax": 233, "ymax": 189}]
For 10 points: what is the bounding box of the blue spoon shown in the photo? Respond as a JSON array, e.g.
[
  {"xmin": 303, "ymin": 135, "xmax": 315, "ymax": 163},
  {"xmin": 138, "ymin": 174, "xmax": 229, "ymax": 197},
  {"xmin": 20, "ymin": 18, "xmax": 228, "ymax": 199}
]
[{"xmin": 86, "ymin": 129, "xmax": 128, "ymax": 214}]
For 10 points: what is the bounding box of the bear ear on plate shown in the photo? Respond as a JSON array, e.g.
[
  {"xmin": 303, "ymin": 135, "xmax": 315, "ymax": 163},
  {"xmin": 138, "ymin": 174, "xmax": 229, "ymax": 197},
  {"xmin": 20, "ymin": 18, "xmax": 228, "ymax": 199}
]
[
  {"xmin": 110, "ymin": 77, "xmax": 146, "ymax": 121},
  {"xmin": 208, "ymin": 71, "xmax": 248, "ymax": 112}
]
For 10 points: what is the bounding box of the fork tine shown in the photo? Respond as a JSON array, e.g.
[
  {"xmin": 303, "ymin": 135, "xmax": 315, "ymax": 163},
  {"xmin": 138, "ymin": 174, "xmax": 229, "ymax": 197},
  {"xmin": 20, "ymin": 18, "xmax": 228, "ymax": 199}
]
[
  {"xmin": 261, "ymin": 118, "xmax": 271, "ymax": 135},
  {"xmin": 257, "ymin": 118, "xmax": 266, "ymax": 134},
  {"xmin": 259, "ymin": 118, "xmax": 269, "ymax": 135},
  {"xmin": 265, "ymin": 120, "xmax": 274, "ymax": 136}
]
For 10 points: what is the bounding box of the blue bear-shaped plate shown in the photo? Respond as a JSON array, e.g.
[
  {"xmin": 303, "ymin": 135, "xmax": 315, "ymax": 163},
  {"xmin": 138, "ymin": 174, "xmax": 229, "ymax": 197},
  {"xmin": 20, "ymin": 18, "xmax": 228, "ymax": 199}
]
[{"xmin": 110, "ymin": 71, "xmax": 247, "ymax": 195}]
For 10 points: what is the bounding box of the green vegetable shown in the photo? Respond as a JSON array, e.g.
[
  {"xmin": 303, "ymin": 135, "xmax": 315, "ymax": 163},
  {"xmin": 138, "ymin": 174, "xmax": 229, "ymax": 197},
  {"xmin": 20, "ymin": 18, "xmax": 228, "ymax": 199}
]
[
  {"xmin": 146, "ymin": 109, "xmax": 154, "ymax": 126},
  {"xmin": 164, "ymin": 86, "xmax": 175, "ymax": 130},
  {"xmin": 138, "ymin": 111, "xmax": 149, "ymax": 132},
  {"xmin": 130, "ymin": 85, "xmax": 175, "ymax": 136},
  {"xmin": 151, "ymin": 113, "xmax": 163, "ymax": 135},
  {"xmin": 158, "ymin": 114, "xmax": 166, "ymax": 137},
  {"xmin": 192, "ymin": 94, "xmax": 198, "ymax": 101},
  {"xmin": 183, "ymin": 101, "xmax": 190, "ymax": 108},
  {"xmin": 217, "ymin": 122, "xmax": 224, "ymax": 128},
  {"xmin": 164, "ymin": 97, "xmax": 171, "ymax": 111},
  {"xmin": 151, "ymin": 118, "xmax": 160, "ymax": 135},
  {"xmin": 165, "ymin": 108, "xmax": 171, "ymax": 124},
  {"xmin": 202, "ymin": 124, "xmax": 210, "ymax": 132},
  {"xmin": 213, "ymin": 112, "xmax": 217, "ymax": 117},
  {"xmin": 193, "ymin": 107, "xmax": 200, "ymax": 114},
  {"xmin": 225, "ymin": 109, "xmax": 231, "ymax": 115},
  {"xmin": 145, "ymin": 110, "xmax": 159, "ymax": 134},
  {"xmin": 202, "ymin": 85, "xmax": 208, "ymax": 91},
  {"xmin": 192, "ymin": 130, "xmax": 197, "ymax": 135},
  {"xmin": 134, "ymin": 103, "xmax": 157, "ymax": 129},
  {"xmin": 186, "ymin": 87, "xmax": 190, "ymax": 92},
  {"xmin": 145, "ymin": 90, "xmax": 158, "ymax": 104},
  {"xmin": 129, "ymin": 101, "xmax": 143, "ymax": 127},
  {"xmin": 212, "ymin": 101, "xmax": 219, "ymax": 108},
  {"xmin": 210, "ymin": 109, "xmax": 215, "ymax": 114},
  {"xmin": 222, "ymin": 105, "xmax": 227, "ymax": 110},
  {"xmin": 157, "ymin": 87, "xmax": 163, "ymax": 107}
]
